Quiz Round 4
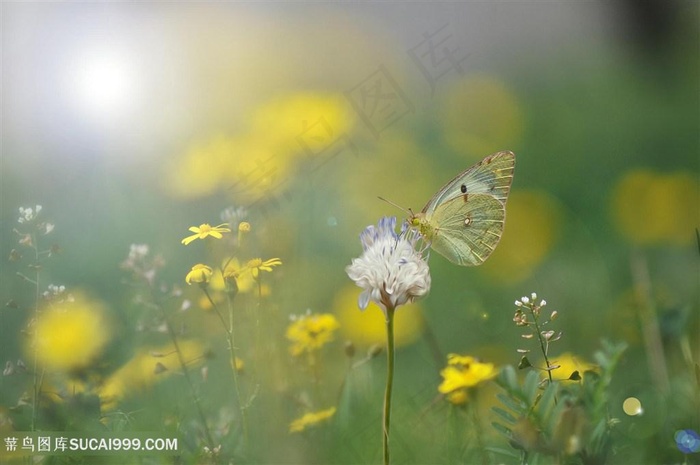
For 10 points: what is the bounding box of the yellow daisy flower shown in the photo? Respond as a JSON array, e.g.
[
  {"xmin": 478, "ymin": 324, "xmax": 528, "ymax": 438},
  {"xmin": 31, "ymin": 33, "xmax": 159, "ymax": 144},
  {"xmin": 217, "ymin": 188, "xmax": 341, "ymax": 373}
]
[
  {"xmin": 286, "ymin": 313, "xmax": 340, "ymax": 356},
  {"xmin": 438, "ymin": 354, "xmax": 498, "ymax": 405},
  {"xmin": 185, "ymin": 264, "xmax": 213, "ymax": 284},
  {"xmin": 246, "ymin": 257, "xmax": 282, "ymax": 278},
  {"xmin": 289, "ymin": 407, "xmax": 336, "ymax": 433},
  {"xmin": 181, "ymin": 223, "xmax": 231, "ymax": 245}
]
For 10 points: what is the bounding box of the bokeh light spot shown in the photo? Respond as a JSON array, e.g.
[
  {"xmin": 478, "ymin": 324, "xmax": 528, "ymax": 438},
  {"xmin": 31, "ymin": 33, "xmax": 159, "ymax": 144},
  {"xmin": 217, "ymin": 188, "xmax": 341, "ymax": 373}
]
[
  {"xmin": 675, "ymin": 429, "xmax": 700, "ymax": 454},
  {"xmin": 622, "ymin": 397, "xmax": 643, "ymax": 416}
]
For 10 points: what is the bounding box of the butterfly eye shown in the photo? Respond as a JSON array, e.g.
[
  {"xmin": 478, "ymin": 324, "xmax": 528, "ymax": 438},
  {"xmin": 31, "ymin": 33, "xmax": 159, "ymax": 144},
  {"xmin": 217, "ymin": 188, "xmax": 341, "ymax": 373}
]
[{"xmin": 460, "ymin": 184, "xmax": 467, "ymax": 193}]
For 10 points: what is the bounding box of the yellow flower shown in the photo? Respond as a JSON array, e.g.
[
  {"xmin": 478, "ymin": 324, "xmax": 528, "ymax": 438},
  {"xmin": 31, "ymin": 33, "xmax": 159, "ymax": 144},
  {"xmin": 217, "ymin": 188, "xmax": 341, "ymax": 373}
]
[
  {"xmin": 479, "ymin": 190, "xmax": 563, "ymax": 283},
  {"xmin": 438, "ymin": 354, "xmax": 498, "ymax": 405},
  {"xmin": 551, "ymin": 352, "xmax": 597, "ymax": 381},
  {"xmin": 335, "ymin": 284, "xmax": 424, "ymax": 349},
  {"xmin": 181, "ymin": 223, "xmax": 231, "ymax": 245},
  {"xmin": 98, "ymin": 340, "xmax": 204, "ymax": 411},
  {"xmin": 185, "ymin": 264, "xmax": 213, "ymax": 284},
  {"xmin": 163, "ymin": 93, "xmax": 354, "ymax": 201},
  {"xmin": 611, "ymin": 169, "xmax": 699, "ymax": 245},
  {"xmin": 441, "ymin": 75, "xmax": 524, "ymax": 156},
  {"xmin": 246, "ymin": 257, "xmax": 282, "ymax": 278},
  {"xmin": 238, "ymin": 222, "xmax": 251, "ymax": 233},
  {"xmin": 231, "ymin": 356, "xmax": 244, "ymax": 372},
  {"xmin": 216, "ymin": 258, "xmax": 255, "ymax": 293},
  {"xmin": 289, "ymin": 407, "xmax": 336, "ymax": 433},
  {"xmin": 29, "ymin": 292, "xmax": 111, "ymax": 373},
  {"xmin": 286, "ymin": 313, "xmax": 340, "ymax": 356}
]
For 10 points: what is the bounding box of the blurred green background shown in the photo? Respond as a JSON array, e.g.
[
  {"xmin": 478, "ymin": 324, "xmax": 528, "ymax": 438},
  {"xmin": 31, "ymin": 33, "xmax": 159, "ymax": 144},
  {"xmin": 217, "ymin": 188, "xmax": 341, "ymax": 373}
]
[{"xmin": 1, "ymin": 2, "xmax": 698, "ymax": 464}]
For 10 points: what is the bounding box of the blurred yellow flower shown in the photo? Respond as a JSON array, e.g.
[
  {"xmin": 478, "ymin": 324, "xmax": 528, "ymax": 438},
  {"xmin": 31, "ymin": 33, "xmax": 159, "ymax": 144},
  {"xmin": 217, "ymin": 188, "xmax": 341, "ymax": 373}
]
[
  {"xmin": 181, "ymin": 223, "xmax": 231, "ymax": 245},
  {"xmin": 551, "ymin": 352, "xmax": 597, "ymax": 381},
  {"xmin": 441, "ymin": 75, "xmax": 524, "ymax": 157},
  {"xmin": 286, "ymin": 313, "xmax": 340, "ymax": 356},
  {"xmin": 163, "ymin": 92, "xmax": 354, "ymax": 201},
  {"xmin": 480, "ymin": 190, "xmax": 562, "ymax": 283},
  {"xmin": 246, "ymin": 257, "xmax": 282, "ymax": 278},
  {"xmin": 185, "ymin": 264, "xmax": 213, "ymax": 285},
  {"xmin": 289, "ymin": 406, "xmax": 336, "ymax": 433},
  {"xmin": 231, "ymin": 356, "xmax": 244, "ymax": 372},
  {"xmin": 334, "ymin": 284, "xmax": 424, "ymax": 349},
  {"xmin": 611, "ymin": 169, "xmax": 699, "ymax": 245},
  {"xmin": 99, "ymin": 340, "xmax": 204, "ymax": 411},
  {"xmin": 438, "ymin": 354, "xmax": 497, "ymax": 405},
  {"xmin": 217, "ymin": 258, "xmax": 255, "ymax": 293},
  {"xmin": 249, "ymin": 92, "xmax": 354, "ymax": 154},
  {"xmin": 30, "ymin": 292, "xmax": 111, "ymax": 373}
]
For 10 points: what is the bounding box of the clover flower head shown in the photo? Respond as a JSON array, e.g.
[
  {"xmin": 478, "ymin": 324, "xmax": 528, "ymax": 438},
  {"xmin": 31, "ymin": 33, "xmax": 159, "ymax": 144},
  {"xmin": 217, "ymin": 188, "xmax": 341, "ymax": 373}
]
[{"xmin": 345, "ymin": 217, "xmax": 431, "ymax": 315}]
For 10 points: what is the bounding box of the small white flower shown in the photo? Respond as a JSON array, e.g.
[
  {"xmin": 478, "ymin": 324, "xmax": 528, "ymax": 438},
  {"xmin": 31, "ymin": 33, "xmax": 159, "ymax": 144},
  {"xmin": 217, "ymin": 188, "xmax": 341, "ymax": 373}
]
[
  {"xmin": 514, "ymin": 300, "xmax": 523, "ymax": 307},
  {"xmin": 540, "ymin": 299, "xmax": 547, "ymax": 307},
  {"xmin": 220, "ymin": 206, "xmax": 248, "ymax": 226},
  {"xmin": 521, "ymin": 296, "xmax": 530, "ymax": 304},
  {"xmin": 18, "ymin": 205, "xmax": 43, "ymax": 224},
  {"xmin": 531, "ymin": 292, "xmax": 537, "ymax": 301},
  {"xmin": 346, "ymin": 217, "xmax": 431, "ymax": 314}
]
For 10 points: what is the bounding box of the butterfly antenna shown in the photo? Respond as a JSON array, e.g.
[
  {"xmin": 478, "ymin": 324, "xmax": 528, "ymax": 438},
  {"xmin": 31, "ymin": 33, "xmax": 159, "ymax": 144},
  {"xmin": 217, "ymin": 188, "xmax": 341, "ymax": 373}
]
[{"xmin": 377, "ymin": 196, "xmax": 410, "ymax": 215}]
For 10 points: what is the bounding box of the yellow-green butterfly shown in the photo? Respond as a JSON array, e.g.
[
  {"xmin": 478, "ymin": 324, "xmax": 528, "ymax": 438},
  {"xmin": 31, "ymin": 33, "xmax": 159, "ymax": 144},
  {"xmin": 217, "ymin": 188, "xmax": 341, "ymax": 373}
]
[{"xmin": 407, "ymin": 151, "xmax": 515, "ymax": 266}]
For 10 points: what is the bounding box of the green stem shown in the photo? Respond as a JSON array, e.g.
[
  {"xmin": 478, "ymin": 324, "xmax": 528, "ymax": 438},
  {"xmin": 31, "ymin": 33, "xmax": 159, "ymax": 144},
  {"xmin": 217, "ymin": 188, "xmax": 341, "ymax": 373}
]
[
  {"xmin": 224, "ymin": 290, "xmax": 250, "ymax": 448},
  {"xmin": 160, "ymin": 308, "xmax": 217, "ymax": 458},
  {"xmin": 383, "ymin": 306, "xmax": 396, "ymax": 465},
  {"xmin": 470, "ymin": 390, "xmax": 488, "ymax": 465},
  {"xmin": 203, "ymin": 286, "xmax": 249, "ymax": 447},
  {"xmin": 529, "ymin": 305, "xmax": 553, "ymax": 385},
  {"xmin": 31, "ymin": 233, "xmax": 40, "ymax": 431}
]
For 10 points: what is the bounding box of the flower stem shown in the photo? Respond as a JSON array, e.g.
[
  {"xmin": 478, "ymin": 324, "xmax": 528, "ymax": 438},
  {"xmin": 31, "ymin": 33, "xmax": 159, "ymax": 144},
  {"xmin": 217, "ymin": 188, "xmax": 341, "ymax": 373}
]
[
  {"xmin": 224, "ymin": 291, "xmax": 250, "ymax": 448},
  {"xmin": 383, "ymin": 306, "xmax": 396, "ymax": 465},
  {"xmin": 469, "ymin": 390, "xmax": 488, "ymax": 465},
  {"xmin": 160, "ymin": 307, "xmax": 217, "ymax": 458},
  {"xmin": 529, "ymin": 305, "xmax": 553, "ymax": 385},
  {"xmin": 203, "ymin": 287, "xmax": 249, "ymax": 448},
  {"xmin": 30, "ymin": 233, "xmax": 40, "ymax": 431}
]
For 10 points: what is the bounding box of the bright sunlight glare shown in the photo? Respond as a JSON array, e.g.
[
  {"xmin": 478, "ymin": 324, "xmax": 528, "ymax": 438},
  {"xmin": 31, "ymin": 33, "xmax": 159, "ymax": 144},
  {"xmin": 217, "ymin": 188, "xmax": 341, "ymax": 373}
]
[{"xmin": 73, "ymin": 52, "xmax": 134, "ymax": 118}]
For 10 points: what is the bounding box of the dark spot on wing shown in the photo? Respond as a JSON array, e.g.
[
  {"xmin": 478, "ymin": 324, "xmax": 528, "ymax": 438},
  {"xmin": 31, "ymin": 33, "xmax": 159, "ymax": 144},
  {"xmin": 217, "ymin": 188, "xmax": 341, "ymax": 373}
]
[{"xmin": 460, "ymin": 184, "xmax": 467, "ymax": 193}]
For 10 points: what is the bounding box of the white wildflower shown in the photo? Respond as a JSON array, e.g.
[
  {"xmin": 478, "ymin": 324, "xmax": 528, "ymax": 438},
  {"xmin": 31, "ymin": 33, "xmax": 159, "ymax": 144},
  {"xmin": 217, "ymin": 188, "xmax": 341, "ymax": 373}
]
[{"xmin": 346, "ymin": 217, "xmax": 431, "ymax": 315}]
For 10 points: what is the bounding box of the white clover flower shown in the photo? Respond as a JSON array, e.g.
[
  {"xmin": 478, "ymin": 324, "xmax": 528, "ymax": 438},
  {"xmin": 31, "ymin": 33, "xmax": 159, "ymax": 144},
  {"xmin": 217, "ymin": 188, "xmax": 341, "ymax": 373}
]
[{"xmin": 346, "ymin": 217, "xmax": 431, "ymax": 315}]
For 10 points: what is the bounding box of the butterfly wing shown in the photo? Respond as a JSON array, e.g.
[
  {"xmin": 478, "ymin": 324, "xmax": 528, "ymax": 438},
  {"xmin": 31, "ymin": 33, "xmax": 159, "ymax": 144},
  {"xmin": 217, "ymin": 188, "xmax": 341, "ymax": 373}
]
[
  {"xmin": 428, "ymin": 193, "xmax": 506, "ymax": 266},
  {"xmin": 423, "ymin": 151, "xmax": 515, "ymax": 214}
]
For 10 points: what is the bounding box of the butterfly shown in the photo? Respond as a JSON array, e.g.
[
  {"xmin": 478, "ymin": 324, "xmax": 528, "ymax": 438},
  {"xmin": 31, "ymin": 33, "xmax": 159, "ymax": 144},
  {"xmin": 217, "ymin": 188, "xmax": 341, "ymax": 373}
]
[{"xmin": 406, "ymin": 151, "xmax": 515, "ymax": 266}]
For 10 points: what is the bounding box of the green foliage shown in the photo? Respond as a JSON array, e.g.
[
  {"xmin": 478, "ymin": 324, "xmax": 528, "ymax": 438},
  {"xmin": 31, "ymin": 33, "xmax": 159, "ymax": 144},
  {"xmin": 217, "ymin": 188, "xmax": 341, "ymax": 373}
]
[{"xmin": 492, "ymin": 341, "xmax": 627, "ymax": 464}]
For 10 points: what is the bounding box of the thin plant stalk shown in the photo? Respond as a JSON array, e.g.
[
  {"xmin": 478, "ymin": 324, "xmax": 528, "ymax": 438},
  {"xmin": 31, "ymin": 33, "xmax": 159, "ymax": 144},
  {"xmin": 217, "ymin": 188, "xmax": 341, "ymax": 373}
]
[
  {"xmin": 30, "ymin": 232, "xmax": 41, "ymax": 431},
  {"xmin": 159, "ymin": 307, "xmax": 218, "ymax": 457},
  {"xmin": 469, "ymin": 389, "xmax": 488, "ymax": 465},
  {"xmin": 203, "ymin": 287, "xmax": 250, "ymax": 447},
  {"xmin": 383, "ymin": 305, "xmax": 396, "ymax": 465},
  {"xmin": 528, "ymin": 305, "xmax": 554, "ymax": 386}
]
